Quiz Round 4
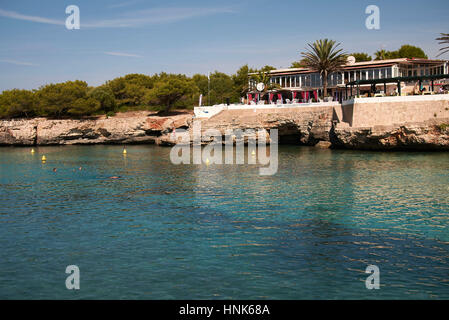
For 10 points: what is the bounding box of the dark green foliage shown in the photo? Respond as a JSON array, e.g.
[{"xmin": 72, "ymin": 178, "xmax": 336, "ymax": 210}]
[
  {"xmin": 67, "ymin": 98, "xmax": 101, "ymax": 116},
  {"xmin": 106, "ymin": 73, "xmax": 154, "ymax": 107},
  {"xmin": 396, "ymin": 45, "xmax": 428, "ymax": 59},
  {"xmin": 36, "ymin": 80, "xmax": 98, "ymax": 117},
  {"xmin": 232, "ymin": 64, "xmax": 256, "ymax": 97},
  {"xmin": 88, "ymin": 85, "xmax": 116, "ymax": 113},
  {"xmin": 193, "ymin": 71, "xmax": 238, "ymax": 105},
  {"xmin": 0, "ymin": 89, "xmax": 36, "ymax": 118},
  {"xmin": 301, "ymin": 39, "xmax": 348, "ymax": 98},
  {"xmin": 0, "ymin": 64, "xmax": 289, "ymax": 118},
  {"xmin": 375, "ymin": 45, "xmax": 428, "ymax": 60},
  {"xmin": 351, "ymin": 52, "xmax": 372, "ymax": 62},
  {"xmin": 290, "ymin": 60, "xmax": 307, "ymax": 68},
  {"xmin": 144, "ymin": 74, "xmax": 198, "ymax": 112},
  {"xmin": 209, "ymin": 71, "xmax": 237, "ymax": 105}
]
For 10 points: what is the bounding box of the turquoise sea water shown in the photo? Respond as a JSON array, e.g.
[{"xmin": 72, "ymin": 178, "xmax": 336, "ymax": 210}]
[{"xmin": 0, "ymin": 145, "xmax": 448, "ymax": 299}]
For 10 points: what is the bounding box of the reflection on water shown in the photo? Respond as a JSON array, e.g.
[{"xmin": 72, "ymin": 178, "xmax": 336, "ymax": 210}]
[{"xmin": 0, "ymin": 145, "xmax": 448, "ymax": 299}]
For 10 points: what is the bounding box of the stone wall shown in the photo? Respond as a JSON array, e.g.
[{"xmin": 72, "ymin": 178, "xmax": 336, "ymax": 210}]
[
  {"xmin": 198, "ymin": 105, "xmax": 335, "ymax": 145},
  {"xmin": 333, "ymin": 95, "xmax": 449, "ymax": 150},
  {"xmin": 339, "ymin": 95, "xmax": 449, "ymax": 127}
]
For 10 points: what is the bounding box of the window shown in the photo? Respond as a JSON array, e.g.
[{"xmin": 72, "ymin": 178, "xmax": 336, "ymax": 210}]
[
  {"xmin": 305, "ymin": 75, "xmax": 311, "ymax": 87},
  {"xmin": 311, "ymin": 74, "xmax": 319, "ymax": 87},
  {"xmin": 368, "ymin": 70, "xmax": 374, "ymax": 80},
  {"xmin": 337, "ymin": 72, "xmax": 343, "ymax": 85},
  {"xmin": 361, "ymin": 71, "xmax": 367, "ymax": 80}
]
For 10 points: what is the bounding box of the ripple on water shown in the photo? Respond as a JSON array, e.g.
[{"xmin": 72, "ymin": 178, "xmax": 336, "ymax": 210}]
[{"xmin": 0, "ymin": 145, "xmax": 448, "ymax": 299}]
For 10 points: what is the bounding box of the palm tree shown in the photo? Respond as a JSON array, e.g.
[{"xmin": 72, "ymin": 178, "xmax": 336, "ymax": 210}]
[
  {"xmin": 242, "ymin": 70, "xmax": 280, "ymax": 99},
  {"xmin": 374, "ymin": 49, "xmax": 387, "ymax": 60},
  {"xmin": 300, "ymin": 39, "xmax": 347, "ymax": 98},
  {"xmin": 436, "ymin": 33, "xmax": 449, "ymax": 57}
]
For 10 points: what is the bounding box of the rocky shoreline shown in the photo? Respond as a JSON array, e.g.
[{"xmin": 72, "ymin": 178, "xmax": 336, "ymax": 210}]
[
  {"xmin": 332, "ymin": 120, "xmax": 449, "ymax": 150},
  {"xmin": 0, "ymin": 111, "xmax": 192, "ymax": 146},
  {"xmin": 1, "ymin": 109, "xmax": 448, "ymax": 150}
]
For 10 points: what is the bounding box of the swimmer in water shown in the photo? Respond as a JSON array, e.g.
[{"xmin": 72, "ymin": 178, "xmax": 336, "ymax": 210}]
[
  {"xmin": 109, "ymin": 176, "xmax": 121, "ymax": 179},
  {"xmin": 53, "ymin": 168, "xmax": 57, "ymax": 172},
  {"xmin": 79, "ymin": 167, "xmax": 82, "ymax": 171}
]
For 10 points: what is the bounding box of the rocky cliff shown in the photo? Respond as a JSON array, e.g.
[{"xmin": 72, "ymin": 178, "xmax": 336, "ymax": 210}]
[
  {"xmin": 1, "ymin": 103, "xmax": 449, "ymax": 151},
  {"xmin": 197, "ymin": 106, "xmax": 334, "ymax": 145},
  {"xmin": 0, "ymin": 111, "xmax": 192, "ymax": 146},
  {"xmin": 332, "ymin": 120, "xmax": 449, "ymax": 150}
]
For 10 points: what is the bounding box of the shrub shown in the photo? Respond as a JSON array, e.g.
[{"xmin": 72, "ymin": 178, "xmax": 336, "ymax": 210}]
[
  {"xmin": 0, "ymin": 89, "xmax": 36, "ymax": 118},
  {"xmin": 89, "ymin": 85, "xmax": 116, "ymax": 113}
]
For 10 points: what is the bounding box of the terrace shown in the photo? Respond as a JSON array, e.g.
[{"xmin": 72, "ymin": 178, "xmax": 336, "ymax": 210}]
[{"xmin": 247, "ymin": 58, "xmax": 449, "ymax": 103}]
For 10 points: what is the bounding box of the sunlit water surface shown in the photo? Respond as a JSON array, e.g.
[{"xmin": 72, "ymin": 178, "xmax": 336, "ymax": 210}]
[{"xmin": 0, "ymin": 145, "xmax": 448, "ymax": 299}]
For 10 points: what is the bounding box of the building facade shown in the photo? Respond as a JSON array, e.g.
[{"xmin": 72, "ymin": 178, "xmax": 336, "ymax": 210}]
[{"xmin": 248, "ymin": 58, "xmax": 449, "ymax": 103}]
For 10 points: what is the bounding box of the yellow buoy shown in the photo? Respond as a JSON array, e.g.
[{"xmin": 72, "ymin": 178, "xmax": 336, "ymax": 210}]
[
  {"xmin": 205, "ymin": 158, "xmax": 210, "ymax": 165},
  {"xmin": 31, "ymin": 148, "xmax": 35, "ymax": 154},
  {"xmin": 251, "ymin": 150, "xmax": 256, "ymax": 156},
  {"xmin": 41, "ymin": 155, "xmax": 46, "ymax": 162},
  {"xmin": 123, "ymin": 148, "xmax": 127, "ymax": 154}
]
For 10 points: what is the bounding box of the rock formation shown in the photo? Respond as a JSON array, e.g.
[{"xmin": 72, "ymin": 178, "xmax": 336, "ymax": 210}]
[
  {"xmin": 0, "ymin": 111, "xmax": 192, "ymax": 146},
  {"xmin": 332, "ymin": 120, "xmax": 449, "ymax": 150},
  {"xmin": 1, "ymin": 101, "xmax": 449, "ymax": 151}
]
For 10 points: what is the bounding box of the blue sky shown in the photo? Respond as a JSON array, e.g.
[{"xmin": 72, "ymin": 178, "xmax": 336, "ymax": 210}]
[{"xmin": 0, "ymin": 0, "xmax": 448, "ymax": 91}]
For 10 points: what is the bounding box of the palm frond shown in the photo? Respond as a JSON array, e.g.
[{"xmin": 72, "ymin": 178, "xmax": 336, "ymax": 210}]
[
  {"xmin": 436, "ymin": 33, "xmax": 449, "ymax": 57},
  {"xmin": 299, "ymin": 39, "xmax": 347, "ymax": 97}
]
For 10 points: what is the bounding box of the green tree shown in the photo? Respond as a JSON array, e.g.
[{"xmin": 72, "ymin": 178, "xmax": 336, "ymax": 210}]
[
  {"xmin": 436, "ymin": 33, "xmax": 449, "ymax": 57},
  {"xmin": 0, "ymin": 89, "xmax": 36, "ymax": 118},
  {"xmin": 374, "ymin": 49, "xmax": 388, "ymax": 60},
  {"xmin": 192, "ymin": 73, "xmax": 208, "ymax": 97},
  {"xmin": 193, "ymin": 71, "xmax": 237, "ymax": 105},
  {"xmin": 67, "ymin": 98, "xmax": 101, "ymax": 116},
  {"xmin": 232, "ymin": 64, "xmax": 256, "ymax": 98},
  {"xmin": 145, "ymin": 74, "xmax": 198, "ymax": 112},
  {"xmin": 258, "ymin": 65, "xmax": 276, "ymax": 73},
  {"xmin": 36, "ymin": 80, "xmax": 95, "ymax": 117},
  {"xmin": 351, "ymin": 52, "xmax": 372, "ymax": 62},
  {"xmin": 248, "ymin": 70, "xmax": 280, "ymax": 99},
  {"xmin": 301, "ymin": 39, "xmax": 348, "ymax": 98},
  {"xmin": 290, "ymin": 59, "xmax": 308, "ymax": 68},
  {"xmin": 396, "ymin": 45, "xmax": 427, "ymax": 59},
  {"xmin": 375, "ymin": 45, "xmax": 428, "ymax": 60},
  {"xmin": 210, "ymin": 72, "xmax": 237, "ymax": 104},
  {"xmin": 89, "ymin": 85, "xmax": 116, "ymax": 113},
  {"xmin": 107, "ymin": 73, "xmax": 154, "ymax": 107}
]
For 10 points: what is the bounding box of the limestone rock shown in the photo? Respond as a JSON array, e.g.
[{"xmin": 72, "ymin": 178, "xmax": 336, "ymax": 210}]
[
  {"xmin": 0, "ymin": 111, "xmax": 193, "ymax": 146},
  {"xmin": 332, "ymin": 120, "xmax": 449, "ymax": 150}
]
